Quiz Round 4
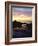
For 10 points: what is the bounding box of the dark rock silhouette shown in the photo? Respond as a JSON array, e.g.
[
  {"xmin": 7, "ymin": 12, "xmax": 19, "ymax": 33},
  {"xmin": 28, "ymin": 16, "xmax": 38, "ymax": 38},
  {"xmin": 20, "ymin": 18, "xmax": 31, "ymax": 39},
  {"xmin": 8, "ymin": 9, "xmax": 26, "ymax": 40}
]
[{"xmin": 13, "ymin": 20, "xmax": 22, "ymax": 28}]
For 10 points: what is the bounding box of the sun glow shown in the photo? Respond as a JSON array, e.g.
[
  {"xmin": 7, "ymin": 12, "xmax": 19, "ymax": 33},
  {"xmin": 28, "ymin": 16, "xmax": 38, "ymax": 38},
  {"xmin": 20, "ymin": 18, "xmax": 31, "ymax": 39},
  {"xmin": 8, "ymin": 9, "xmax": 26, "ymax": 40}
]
[{"xmin": 12, "ymin": 14, "xmax": 32, "ymax": 23}]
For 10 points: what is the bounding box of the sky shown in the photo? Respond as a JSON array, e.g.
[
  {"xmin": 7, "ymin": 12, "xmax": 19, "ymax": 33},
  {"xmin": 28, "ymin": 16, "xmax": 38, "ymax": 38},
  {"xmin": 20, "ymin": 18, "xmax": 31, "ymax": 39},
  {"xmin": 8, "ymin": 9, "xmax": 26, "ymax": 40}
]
[{"xmin": 12, "ymin": 7, "xmax": 32, "ymax": 23}]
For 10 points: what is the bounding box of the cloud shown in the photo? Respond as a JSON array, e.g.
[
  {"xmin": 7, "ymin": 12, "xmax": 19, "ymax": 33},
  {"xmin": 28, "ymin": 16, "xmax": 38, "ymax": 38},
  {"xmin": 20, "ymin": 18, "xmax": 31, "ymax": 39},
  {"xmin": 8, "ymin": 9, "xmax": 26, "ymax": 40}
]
[
  {"xmin": 12, "ymin": 7, "xmax": 32, "ymax": 23},
  {"xmin": 12, "ymin": 14, "xmax": 32, "ymax": 23}
]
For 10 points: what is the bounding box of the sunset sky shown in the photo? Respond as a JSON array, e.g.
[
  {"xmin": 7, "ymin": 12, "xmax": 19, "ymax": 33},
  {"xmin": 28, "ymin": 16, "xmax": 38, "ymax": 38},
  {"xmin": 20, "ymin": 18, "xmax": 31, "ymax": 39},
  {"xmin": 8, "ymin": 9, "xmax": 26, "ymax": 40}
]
[{"xmin": 12, "ymin": 7, "xmax": 32, "ymax": 23}]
